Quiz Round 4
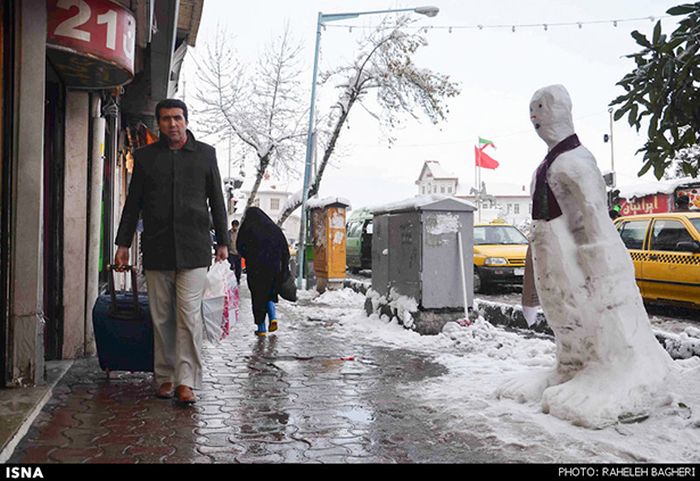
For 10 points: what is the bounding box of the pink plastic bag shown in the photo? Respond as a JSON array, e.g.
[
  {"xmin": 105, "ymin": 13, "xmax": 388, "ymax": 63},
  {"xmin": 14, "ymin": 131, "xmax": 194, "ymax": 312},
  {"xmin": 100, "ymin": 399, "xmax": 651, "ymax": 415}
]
[{"xmin": 202, "ymin": 261, "xmax": 238, "ymax": 343}]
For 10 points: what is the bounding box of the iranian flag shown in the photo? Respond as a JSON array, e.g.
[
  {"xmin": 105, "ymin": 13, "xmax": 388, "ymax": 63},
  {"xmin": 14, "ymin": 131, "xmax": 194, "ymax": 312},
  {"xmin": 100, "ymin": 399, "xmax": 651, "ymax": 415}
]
[
  {"xmin": 479, "ymin": 137, "xmax": 496, "ymax": 149},
  {"xmin": 475, "ymin": 137, "xmax": 499, "ymax": 169}
]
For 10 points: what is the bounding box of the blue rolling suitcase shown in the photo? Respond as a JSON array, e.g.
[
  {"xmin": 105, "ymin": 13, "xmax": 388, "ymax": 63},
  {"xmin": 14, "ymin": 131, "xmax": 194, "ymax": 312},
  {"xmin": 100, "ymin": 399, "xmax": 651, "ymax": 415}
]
[{"xmin": 92, "ymin": 265, "xmax": 154, "ymax": 376}]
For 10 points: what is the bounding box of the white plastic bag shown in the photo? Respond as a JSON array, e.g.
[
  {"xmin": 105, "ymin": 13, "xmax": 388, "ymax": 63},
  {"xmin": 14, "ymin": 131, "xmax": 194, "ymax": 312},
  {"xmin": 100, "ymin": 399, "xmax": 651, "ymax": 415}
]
[
  {"xmin": 202, "ymin": 260, "xmax": 238, "ymax": 343},
  {"xmin": 203, "ymin": 260, "xmax": 231, "ymax": 299}
]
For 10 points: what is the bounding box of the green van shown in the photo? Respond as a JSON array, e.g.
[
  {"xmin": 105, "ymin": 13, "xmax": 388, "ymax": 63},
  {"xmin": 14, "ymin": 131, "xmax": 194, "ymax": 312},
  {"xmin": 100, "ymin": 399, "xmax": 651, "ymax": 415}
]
[{"xmin": 346, "ymin": 208, "xmax": 373, "ymax": 272}]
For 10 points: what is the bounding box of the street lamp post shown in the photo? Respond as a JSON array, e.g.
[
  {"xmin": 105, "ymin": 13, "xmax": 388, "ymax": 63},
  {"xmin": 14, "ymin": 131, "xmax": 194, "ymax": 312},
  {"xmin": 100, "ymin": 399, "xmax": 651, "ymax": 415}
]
[{"xmin": 297, "ymin": 5, "xmax": 439, "ymax": 289}]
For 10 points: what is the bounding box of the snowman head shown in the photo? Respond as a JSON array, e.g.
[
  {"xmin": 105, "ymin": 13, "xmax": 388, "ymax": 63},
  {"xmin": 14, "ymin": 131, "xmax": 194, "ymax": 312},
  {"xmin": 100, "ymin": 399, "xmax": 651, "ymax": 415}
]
[{"xmin": 529, "ymin": 84, "xmax": 575, "ymax": 146}]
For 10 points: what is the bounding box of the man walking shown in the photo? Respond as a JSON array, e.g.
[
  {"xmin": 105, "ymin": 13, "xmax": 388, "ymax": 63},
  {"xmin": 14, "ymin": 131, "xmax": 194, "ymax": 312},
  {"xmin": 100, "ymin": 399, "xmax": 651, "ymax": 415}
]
[
  {"xmin": 228, "ymin": 219, "xmax": 242, "ymax": 284},
  {"xmin": 114, "ymin": 99, "xmax": 229, "ymax": 404}
]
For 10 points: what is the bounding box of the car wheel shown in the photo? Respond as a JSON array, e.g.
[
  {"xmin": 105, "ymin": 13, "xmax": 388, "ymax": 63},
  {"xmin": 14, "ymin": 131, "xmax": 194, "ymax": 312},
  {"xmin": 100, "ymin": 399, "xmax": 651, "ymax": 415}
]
[{"xmin": 474, "ymin": 269, "xmax": 483, "ymax": 293}]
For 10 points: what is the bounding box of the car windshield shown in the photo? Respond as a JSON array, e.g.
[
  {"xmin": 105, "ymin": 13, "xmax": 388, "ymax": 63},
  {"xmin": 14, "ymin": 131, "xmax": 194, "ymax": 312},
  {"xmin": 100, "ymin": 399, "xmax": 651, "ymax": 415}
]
[
  {"xmin": 474, "ymin": 226, "xmax": 528, "ymax": 245},
  {"xmin": 691, "ymin": 218, "xmax": 700, "ymax": 235}
]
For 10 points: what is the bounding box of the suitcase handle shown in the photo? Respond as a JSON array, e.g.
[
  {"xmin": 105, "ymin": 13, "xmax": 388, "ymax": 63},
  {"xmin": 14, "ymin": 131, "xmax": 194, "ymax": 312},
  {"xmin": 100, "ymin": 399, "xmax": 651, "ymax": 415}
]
[{"xmin": 107, "ymin": 265, "xmax": 142, "ymax": 320}]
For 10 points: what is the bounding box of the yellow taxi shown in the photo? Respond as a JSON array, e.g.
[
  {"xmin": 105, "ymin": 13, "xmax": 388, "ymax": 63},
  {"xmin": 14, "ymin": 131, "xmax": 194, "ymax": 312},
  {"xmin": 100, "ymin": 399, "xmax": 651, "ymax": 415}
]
[
  {"xmin": 615, "ymin": 212, "xmax": 700, "ymax": 308},
  {"xmin": 473, "ymin": 221, "xmax": 529, "ymax": 292}
]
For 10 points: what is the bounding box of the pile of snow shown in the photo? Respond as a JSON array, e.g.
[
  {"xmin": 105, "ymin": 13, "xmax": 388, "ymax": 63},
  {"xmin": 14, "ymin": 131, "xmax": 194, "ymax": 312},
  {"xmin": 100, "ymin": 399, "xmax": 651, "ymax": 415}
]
[
  {"xmin": 661, "ymin": 328, "xmax": 700, "ymax": 360},
  {"xmin": 442, "ymin": 319, "xmax": 555, "ymax": 364},
  {"xmin": 387, "ymin": 288, "xmax": 419, "ymax": 329},
  {"xmin": 365, "ymin": 288, "xmax": 419, "ymax": 330},
  {"xmin": 314, "ymin": 288, "xmax": 367, "ymax": 306}
]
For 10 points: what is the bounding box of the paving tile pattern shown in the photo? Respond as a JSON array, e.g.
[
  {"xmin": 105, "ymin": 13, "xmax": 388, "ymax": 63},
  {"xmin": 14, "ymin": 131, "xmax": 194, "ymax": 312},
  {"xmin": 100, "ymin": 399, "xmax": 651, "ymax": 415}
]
[{"xmin": 10, "ymin": 287, "xmax": 497, "ymax": 463}]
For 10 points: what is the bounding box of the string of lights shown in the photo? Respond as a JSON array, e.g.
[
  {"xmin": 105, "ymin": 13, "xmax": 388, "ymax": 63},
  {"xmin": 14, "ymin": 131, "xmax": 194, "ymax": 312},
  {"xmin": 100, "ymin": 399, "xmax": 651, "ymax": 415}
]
[{"xmin": 323, "ymin": 14, "xmax": 672, "ymax": 34}]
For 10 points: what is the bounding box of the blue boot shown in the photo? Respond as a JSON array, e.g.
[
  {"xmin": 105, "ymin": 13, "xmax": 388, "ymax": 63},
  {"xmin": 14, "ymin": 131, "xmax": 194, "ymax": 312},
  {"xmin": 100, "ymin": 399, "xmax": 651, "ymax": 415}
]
[
  {"xmin": 266, "ymin": 301, "xmax": 278, "ymax": 332},
  {"xmin": 255, "ymin": 322, "xmax": 267, "ymax": 337}
]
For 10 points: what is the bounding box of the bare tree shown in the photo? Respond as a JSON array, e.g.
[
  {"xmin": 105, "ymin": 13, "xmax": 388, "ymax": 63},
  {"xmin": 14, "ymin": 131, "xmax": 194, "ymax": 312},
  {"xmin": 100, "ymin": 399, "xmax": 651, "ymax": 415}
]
[
  {"xmin": 193, "ymin": 25, "xmax": 307, "ymax": 209},
  {"xmin": 277, "ymin": 17, "xmax": 460, "ymax": 225}
]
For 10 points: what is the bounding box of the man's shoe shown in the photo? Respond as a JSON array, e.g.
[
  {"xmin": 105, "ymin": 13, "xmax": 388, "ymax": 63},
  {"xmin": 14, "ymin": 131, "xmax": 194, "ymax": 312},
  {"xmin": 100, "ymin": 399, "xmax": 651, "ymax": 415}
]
[
  {"xmin": 175, "ymin": 385, "xmax": 196, "ymax": 404},
  {"xmin": 255, "ymin": 323, "xmax": 267, "ymax": 337},
  {"xmin": 268, "ymin": 319, "xmax": 278, "ymax": 332},
  {"xmin": 156, "ymin": 382, "xmax": 174, "ymax": 399}
]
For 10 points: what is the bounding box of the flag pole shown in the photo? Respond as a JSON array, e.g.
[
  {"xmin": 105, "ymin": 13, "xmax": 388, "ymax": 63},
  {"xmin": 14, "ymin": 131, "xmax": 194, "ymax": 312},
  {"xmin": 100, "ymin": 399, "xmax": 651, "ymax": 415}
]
[
  {"xmin": 476, "ymin": 137, "xmax": 481, "ymax": 223},
  {"xmin": 474, "ymin": 141, "xmax": 477, "ymax": 197}
]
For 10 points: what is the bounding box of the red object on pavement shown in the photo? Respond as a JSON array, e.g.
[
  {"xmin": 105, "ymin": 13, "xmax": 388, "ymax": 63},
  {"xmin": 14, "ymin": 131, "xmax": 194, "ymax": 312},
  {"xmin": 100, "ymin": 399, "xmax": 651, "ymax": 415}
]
[{"xmin": 339, "ymin": 356, "xmax": 355, "ymax": 361}]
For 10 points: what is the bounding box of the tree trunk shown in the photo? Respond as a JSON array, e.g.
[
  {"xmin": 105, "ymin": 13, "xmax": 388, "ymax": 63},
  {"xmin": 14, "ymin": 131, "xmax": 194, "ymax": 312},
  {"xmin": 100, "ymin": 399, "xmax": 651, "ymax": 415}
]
[
  {"xmin": 276, "ymin": 95, "xmax": 357, "ymax": 226},
  {"xmin": 246, "ymin": 154, "xmax": 270, "ymax": 209}
]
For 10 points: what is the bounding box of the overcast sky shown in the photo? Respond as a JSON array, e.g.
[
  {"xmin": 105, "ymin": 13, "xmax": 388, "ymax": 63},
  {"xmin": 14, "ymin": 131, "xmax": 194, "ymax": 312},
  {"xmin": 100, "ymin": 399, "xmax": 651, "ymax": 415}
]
[{"xmin": 180, "ymin": 0, "xmax": 681, "ymax": 210}]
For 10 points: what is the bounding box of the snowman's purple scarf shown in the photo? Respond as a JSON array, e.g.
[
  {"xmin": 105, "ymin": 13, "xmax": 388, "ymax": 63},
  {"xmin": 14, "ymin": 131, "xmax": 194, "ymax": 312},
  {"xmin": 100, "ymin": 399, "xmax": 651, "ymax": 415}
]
[{"xmin": 532, "ymin": 134, "xmax": 580, "ymax": 221}]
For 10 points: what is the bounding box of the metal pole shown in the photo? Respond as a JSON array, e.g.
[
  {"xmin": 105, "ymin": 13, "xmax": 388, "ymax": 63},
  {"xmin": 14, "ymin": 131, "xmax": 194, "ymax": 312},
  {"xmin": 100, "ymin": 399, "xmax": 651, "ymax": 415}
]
[
  {"xmin": 228, "ymin": 133, "xmax": 232, "ymax": 179},
  {"xmin": 298, "ymin": 12, "xmax": 323, "ymax": 289},
  {"xmin": 608, "ymin": 107, "xmax": 615, "ymax": 174},
  {"xmin": 477, "ymin": 164, "xmax": 482, "ymax": 223},
  {"xmin": 297, "ymin": 6, "xmax": 439, "ymax": 290},
  {"xmin": 457, "ymin": 231, "xmax": 469, "ymax": 320}
]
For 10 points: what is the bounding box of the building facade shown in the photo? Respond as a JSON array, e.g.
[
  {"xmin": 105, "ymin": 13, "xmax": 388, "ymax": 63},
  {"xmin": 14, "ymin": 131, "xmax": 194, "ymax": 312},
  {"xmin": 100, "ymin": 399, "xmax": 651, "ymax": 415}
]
[
  {"xmin": 0, "ymin": 0, "xmax": 203, "ymax": 388},
  {"xmin": 415, "ymin": 160, "xmax": 458, "ymax": 195},
  {"xmin": 415, "ymin": 160, "xmax": 531, "ymax": 227},
  {"xmin": 236, "ymin": 174, "xmax": 301, "ymax": 245}
]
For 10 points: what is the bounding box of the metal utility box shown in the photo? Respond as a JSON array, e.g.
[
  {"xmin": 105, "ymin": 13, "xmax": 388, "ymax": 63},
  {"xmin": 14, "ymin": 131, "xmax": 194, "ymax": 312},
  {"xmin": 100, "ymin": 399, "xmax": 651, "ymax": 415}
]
[
  {"xmin": 372, "ymin": 196, "xmax": 476, "ymax": 309},
  {"xmin": 308, "ymin": 197, "xmax": 351, "ymax": 292}
]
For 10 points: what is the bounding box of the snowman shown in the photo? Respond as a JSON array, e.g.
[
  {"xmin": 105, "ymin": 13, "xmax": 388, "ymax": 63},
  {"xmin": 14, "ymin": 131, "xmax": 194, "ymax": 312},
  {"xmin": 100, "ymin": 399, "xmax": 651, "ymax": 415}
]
[{"xmin": 498, "ymin": 85, "xmax": 673, "ymax": 428}]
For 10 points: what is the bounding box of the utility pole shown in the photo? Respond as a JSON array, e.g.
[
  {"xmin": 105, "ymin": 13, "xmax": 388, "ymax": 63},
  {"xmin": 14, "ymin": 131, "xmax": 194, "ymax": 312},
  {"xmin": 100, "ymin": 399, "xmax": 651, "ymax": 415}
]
[{"xmin": 608, "ymin": 107, "xmax": 615, "ymax": 177}]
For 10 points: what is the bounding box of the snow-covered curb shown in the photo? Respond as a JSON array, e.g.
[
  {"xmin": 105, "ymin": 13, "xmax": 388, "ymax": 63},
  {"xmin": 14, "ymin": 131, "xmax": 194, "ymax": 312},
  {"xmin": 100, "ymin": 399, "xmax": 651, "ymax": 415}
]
[{"xmin": 341, "ymin": 281, "xmax": 700, "ymax": 359}]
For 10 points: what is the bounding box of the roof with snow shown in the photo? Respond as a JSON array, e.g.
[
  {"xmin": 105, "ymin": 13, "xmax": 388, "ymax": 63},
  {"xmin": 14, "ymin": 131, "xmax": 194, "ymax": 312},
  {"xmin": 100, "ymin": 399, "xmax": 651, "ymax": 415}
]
[
  {"xmin": 618, "ymin": 177, "xmax": 700, "ymax": 200},
  {"xmin": 306, "ymin": 196, "xmax": 351, "ymax": 210},
  {"xmin": 371, "ymin": 195, "xmax": 476, "ymax": 214},
  {"xmin": 415, "ymin": 160, "xmax": 458, "ymax": 184}
]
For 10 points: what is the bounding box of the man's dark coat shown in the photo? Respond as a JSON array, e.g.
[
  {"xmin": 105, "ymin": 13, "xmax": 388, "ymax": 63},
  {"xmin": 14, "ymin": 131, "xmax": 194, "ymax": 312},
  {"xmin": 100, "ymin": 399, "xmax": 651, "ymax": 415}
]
[{"xmin": 116, "ymin": 131, "xmax": 229, "ymax": 270}]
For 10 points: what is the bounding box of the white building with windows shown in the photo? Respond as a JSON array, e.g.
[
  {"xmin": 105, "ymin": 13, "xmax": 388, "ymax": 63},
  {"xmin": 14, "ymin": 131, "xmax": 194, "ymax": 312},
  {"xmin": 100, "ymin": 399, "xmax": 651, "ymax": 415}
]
[
  {"xmin": 235, "ymin": 174, "xmax": 301, "ymax": 244},
  {"xmin": 459, "ymin": 183, "xmax": 532, "ymax": 227},
  {"xmin": 415, "ymin": 160, "xmax": 532, "ymax": 226},
  {"xmin": 415, "ymin": 160, "xmax": 459, "ymax": 195}
]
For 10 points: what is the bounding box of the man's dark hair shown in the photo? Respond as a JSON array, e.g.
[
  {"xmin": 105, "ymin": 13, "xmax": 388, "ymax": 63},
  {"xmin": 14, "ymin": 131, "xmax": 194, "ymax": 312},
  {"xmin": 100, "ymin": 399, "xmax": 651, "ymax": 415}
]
[
  {"xmin": 232, "ymin": 220, "xmax": 240, "ymax": 226},
  {"xmin": 155, "ymin": 98, "xmax": 188, "ymax": 122}
]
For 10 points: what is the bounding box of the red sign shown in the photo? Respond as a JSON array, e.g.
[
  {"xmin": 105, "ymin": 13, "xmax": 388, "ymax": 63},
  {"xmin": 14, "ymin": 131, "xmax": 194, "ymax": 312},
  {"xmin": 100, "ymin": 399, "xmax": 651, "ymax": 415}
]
[
  {"xmin": 47, "ymin": 0, "xmax": 135, "ymax": 88},
  {"xmin": 619, "ymin": 193, "xmax": 671, "ymax": 216}
]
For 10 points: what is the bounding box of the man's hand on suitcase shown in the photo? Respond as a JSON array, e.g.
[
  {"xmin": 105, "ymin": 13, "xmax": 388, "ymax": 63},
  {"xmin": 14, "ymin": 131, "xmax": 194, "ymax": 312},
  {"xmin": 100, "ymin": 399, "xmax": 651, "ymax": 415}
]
[{"xmin": 114, "ymin": 246, "xmax": 130, "ymax": 271}]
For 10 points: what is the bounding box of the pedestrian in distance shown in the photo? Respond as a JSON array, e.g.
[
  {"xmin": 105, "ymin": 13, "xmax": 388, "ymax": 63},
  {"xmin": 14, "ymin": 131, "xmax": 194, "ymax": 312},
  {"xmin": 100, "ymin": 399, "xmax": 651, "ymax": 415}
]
[
  {"xmin": 236, "ymin": 207, "xmax": 290, "ymax": 337},
  {"xmin": 114, "ymin": 98, "xmax": 229, "ymax": 405},
  {"xmin": 228, "ymin": 219, "xmax": 242, "ymax": 284},
  {"xmin": 675, "ymin": 194, "xmax": 691, "ymax": 212}
]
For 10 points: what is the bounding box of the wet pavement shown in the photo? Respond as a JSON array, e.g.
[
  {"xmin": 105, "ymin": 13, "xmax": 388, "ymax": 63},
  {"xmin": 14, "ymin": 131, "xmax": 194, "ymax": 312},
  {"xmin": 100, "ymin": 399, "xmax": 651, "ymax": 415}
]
[{"xmin": 9, "ymin": 286, "xmax": 495, "ymax": 464}]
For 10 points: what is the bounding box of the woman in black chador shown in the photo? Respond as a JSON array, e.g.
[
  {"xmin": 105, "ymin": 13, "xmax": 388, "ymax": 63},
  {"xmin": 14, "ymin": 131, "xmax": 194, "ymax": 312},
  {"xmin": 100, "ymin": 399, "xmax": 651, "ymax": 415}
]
[{"xmin": 236, "ymin": 207, "xmax": 290, "ymax": 336}]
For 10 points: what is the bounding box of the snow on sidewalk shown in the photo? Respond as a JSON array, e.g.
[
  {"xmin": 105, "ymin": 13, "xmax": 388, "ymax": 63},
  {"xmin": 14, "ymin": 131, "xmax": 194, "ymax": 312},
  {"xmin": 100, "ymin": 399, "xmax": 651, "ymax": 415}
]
[{"xmin": 283, "ymin": 288, "xmax": 700, "ymax": 463}]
